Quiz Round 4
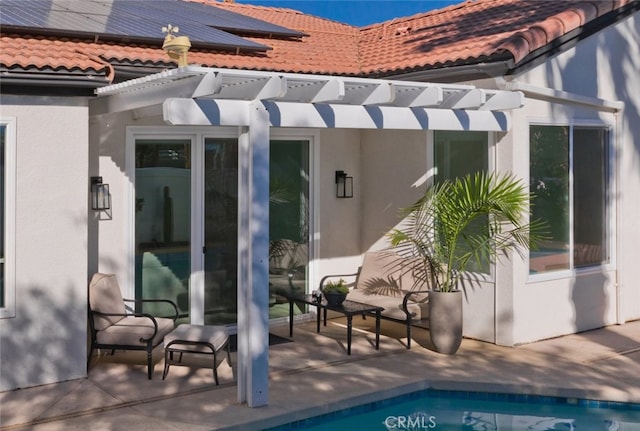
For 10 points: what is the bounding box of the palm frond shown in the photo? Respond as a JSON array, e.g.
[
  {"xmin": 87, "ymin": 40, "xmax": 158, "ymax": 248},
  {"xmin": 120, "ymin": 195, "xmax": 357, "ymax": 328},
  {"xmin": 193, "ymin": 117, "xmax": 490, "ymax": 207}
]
[{"xmin": 388, "ymin": 171, "xmax": 547, "ymax": 292}]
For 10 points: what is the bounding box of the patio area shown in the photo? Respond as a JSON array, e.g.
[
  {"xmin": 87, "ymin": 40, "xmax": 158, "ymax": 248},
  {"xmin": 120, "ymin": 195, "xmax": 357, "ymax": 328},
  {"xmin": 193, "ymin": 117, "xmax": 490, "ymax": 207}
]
[{"xmin": 2, "ymin": 317, "xmax": 640, "ymax": 430}]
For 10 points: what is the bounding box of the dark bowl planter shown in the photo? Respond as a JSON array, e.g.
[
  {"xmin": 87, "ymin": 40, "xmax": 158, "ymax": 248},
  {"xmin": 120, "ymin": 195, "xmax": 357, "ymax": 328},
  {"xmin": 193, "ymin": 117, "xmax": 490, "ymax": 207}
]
[{"xmin": 323, "ymin": 292, "xmax": 347, "ymax": 306}]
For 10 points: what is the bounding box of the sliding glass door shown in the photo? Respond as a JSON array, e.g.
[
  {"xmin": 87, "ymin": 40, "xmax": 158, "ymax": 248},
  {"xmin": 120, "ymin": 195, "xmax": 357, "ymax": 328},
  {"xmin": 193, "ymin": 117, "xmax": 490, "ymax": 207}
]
[{"xmin": 133, "ymin": 134, "xmax": 310, "ymax": 325}]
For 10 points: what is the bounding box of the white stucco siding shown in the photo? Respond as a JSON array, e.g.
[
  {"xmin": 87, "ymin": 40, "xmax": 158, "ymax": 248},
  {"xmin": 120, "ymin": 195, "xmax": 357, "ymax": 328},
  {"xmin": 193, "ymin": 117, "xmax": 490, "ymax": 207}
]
[
  {"xmin": 89, "ymin": 113, "xmax": 171, "ymax": 294},
  {"xmin": 89, "ymin": 111, "xmax": 137, "ymax": 289},
  {"xmin": 505, "ymin": 11, "xmax": 640, "ymax": 344},
  {"xmin": 360, "ymin": 129, "xmax": 427, "ymax": 251},
  {"xmin": 314, "ymin": 128, "xmax": 363, "ymax": 276},
  {"xmin": 610, "ymin": 14, "xmax": 640, "ymax": 324},
  {"xmin": 0, "ymin": 101, "xmax": 89, "ymax": 391},
  {"xmin": 514, "ymin": 271, "xmax": 618, "ymax": 344}
]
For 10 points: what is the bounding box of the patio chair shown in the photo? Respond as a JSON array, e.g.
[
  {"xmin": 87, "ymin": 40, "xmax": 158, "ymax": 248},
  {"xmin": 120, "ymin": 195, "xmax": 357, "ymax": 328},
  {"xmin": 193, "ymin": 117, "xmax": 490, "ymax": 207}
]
[{"xmin": 88, "ymin": 273, "xmax": 179, "ymax": 379}]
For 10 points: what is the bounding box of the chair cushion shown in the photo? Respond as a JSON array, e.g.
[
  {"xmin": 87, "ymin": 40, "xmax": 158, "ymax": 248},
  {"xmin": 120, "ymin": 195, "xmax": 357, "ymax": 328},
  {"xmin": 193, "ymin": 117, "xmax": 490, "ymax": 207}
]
[
  {"xmin": 348, "ymin": 289, "xmax": 427, "ymax": 321},
  {"xmin": 89, "ymin": 273, "xmax": 126, "ymax": 330},
  {"xmin": 96, "ymin": 316, "xmax": 175, "ymax": 347},
  {"xmin": 164, "ymin": 324, "xmax": 229, "ymax": 353},
  {"xmin": 356, "ymin": 251, "xmax": 419, "ymax": 295}
]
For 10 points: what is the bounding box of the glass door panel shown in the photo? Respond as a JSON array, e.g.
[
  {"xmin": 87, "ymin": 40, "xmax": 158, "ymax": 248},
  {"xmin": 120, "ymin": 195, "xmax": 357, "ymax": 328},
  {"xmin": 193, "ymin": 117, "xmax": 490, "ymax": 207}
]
[
  {"xmin": 202, "ymin": 138, "xmax": 311, "ymax": 324},
  {"xmin": 204, "ymin": 138, "xmax": 238, "ymax": 325},
  {"xmin": 268, "ymin": 140, "xmax": 310, "ymax": 319},
  {"xmin": 135, "ymin": 139, "xmax": 191, "ymax": 320}
]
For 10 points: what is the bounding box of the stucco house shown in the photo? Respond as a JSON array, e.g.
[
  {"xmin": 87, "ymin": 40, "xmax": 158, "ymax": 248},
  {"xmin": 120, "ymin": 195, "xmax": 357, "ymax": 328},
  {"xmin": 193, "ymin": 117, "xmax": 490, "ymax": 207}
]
[{"xmin": 1, "ymin": 0, "xmax": 639, "ymax": 407}]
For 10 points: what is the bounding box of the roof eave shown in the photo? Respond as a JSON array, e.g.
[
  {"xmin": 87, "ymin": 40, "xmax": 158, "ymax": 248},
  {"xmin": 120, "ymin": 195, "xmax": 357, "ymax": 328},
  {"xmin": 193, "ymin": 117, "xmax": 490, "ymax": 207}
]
[
  {"xmin": 374, "ymin": 58, "xmax": 515, "ymax": 84},
  {"xmin": 0, "ymin": 70, "xmax": 111, "ymax": 95},
  {"xmin": 505, "ymin": 2, "xmax": 640, "ymax": 77}
]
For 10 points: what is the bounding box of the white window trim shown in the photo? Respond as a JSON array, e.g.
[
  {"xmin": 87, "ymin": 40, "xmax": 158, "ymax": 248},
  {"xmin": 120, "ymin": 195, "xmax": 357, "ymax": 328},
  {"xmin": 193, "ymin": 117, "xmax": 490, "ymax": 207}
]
[{"xmin": 1, "ymin": 117, "xmax": 16, "ymax": 319}]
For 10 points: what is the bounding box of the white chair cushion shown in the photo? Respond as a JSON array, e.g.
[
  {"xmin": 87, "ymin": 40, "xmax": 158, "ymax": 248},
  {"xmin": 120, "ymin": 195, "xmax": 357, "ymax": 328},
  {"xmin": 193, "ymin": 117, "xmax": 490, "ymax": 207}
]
[
  {"xmin": 96, "ymin": 316, "xmax": 175, "ymax": 346},
  {"xmin": 348, "ymin": 288, "xmax": 428, "ymax": 321},
  {"xmin": 89, "ymin": 273, "xmax": 126, "ymax": 330}
]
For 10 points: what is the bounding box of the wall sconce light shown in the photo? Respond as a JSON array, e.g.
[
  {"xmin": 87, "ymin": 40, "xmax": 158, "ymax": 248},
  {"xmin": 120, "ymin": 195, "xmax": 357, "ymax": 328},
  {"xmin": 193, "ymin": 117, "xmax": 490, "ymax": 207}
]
[
  {"xmin": 335, "ymin": 170, "xmax": 353, "ymax": 199},
  {"xmin": 91, "ymin": 176, "xmax": 111, "ymax": 210}
]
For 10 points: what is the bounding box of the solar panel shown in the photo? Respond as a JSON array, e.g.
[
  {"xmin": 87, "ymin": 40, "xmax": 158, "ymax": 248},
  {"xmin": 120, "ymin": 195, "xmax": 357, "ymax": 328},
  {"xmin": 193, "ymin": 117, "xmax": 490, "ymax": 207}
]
[
  {"xmin": 0, "ymin": 0, "xmax": 304, "ymax": 52},
  {"xmin": 165, "ymin": 1, "xmax": 306, "ymax": 37}
]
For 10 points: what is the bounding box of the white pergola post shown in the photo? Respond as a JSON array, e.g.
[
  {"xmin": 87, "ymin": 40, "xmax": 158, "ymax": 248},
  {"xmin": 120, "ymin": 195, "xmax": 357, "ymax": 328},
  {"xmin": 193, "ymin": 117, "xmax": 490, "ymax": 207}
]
[{"xmin": 236, "ymin": 101, "xmax": 270, "ymax": 407}]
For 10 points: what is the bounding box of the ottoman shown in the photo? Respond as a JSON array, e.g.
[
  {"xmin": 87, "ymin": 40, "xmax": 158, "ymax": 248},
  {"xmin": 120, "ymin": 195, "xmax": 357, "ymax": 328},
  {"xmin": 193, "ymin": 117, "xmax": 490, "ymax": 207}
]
[{"xmin": 162, "ymin": 324, "xmax": 231, "ymax": 384}]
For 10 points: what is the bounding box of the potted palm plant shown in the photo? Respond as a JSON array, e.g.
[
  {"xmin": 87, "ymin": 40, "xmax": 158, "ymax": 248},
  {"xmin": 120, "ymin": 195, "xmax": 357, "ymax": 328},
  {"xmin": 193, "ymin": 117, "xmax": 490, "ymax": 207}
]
[{"xmin": 388, "ymin": 171, "xmax": 544, "ymax": 354}]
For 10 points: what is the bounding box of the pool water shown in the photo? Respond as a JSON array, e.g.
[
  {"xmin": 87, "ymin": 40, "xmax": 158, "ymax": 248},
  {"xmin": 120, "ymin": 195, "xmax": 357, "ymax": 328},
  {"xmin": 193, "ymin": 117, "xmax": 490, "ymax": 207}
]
[{"xmin": 268, "ymin": 389, "xmax": 640, "ymax": 430}]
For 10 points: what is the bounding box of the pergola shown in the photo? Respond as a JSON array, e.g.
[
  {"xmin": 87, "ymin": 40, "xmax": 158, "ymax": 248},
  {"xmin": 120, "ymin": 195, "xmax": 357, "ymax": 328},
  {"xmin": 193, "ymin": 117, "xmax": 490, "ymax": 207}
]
[{"xmin": 90, "ymin": 66, "xmax": 523, "ymax": 407}]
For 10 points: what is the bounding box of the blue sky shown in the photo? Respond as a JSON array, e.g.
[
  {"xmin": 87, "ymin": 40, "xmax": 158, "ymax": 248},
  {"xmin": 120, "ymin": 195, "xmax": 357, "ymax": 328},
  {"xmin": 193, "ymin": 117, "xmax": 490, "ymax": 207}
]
[{"xmin": 235, "ymin": 1, "xmax": 462, "ymax": 27}]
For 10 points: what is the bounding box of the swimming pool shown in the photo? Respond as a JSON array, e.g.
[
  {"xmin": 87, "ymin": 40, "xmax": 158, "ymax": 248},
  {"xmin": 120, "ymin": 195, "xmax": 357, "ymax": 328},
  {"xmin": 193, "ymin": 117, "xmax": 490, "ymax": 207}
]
[{"xmin": 267, "ymin": 389, "xmax": 640, "ymax": 430}]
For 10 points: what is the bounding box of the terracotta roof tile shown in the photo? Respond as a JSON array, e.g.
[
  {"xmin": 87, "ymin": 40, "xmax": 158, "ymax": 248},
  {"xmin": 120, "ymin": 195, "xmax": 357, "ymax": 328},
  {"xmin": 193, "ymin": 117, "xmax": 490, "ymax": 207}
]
[
  {"xmin": 357, "ymin": 0, "xmax": 633, "ymax": 75},
  {"xmin": 0, "ymin": 0, "xmax": 634, "ymax": 83},
  {"xmin": 0, "ymin": 34, "xmax": 113, "ymax": 77},
  {"xmin": 188, "ymin": 0, "xmax": 361, "ymax": 74}
]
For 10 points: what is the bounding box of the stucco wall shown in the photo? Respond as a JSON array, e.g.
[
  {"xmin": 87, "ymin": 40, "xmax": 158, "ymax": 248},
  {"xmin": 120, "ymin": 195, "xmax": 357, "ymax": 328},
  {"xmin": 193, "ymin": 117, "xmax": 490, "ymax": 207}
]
[
  {"xmin": 89, "ymin": 110, "xmax": 136, "ymax": 288},
  {"xmin": 0, "ymin": 99, "xmax": 89, "ymax": 391},
  {"xmin": 360, "ymin": 129, "xmax": 427, "ymax": 252},
  {"xmin": 317, "ymin": 128, "xmax": 362, "ymax": 266},
  {"xmin": 503, "ymin": 11, "xmax": 640, "ymax": 344}
]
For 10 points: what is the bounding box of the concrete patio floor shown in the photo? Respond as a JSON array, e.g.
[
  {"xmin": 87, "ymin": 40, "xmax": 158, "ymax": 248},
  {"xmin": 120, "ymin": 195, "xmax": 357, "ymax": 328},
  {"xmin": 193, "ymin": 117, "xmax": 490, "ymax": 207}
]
[{"xmin": 2, "ymin": 317, "xmax": 640, "ymax": 430}]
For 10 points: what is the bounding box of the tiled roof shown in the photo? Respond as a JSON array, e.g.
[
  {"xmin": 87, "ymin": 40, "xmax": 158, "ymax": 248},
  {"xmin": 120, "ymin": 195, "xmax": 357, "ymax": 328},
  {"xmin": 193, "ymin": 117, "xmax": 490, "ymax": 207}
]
[
  {"xmin": 0, "ymin": 0, "xmax": 635, "ymax": 85},
  {"xmin": 358, "ymin": 0, "xmax": 634, "ymax": 76}
]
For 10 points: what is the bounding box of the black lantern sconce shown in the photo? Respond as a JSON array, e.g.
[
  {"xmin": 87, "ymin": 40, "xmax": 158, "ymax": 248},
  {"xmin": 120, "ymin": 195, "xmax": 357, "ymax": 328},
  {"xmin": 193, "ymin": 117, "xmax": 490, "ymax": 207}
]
[
  {"xmin": 335, "ymin": 170, "xmax": 353, "ymax": 199},
  {"xmin": 91, "ymin": 176, "xmax": 111, "ymax": 210}
]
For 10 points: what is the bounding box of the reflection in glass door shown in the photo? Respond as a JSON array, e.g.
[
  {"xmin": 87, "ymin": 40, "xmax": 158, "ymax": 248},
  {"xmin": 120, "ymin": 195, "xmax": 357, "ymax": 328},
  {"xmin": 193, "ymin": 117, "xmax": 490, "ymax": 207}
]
[
  {"xmin": 134, "ymin": 136, "xmax": 311, "ymax": 325},
  {"xmin": 135, "ymin": 139, "xmax": 191, "ymax": 320},
  {"xmin": 268, "ymin": 140, "xmax": 310, "ymax": 319},
  {"xmin": 202, "ymin": 138, "xmax": 311, "ymax": 324},
  {"xmin": 203, "ymin": 138, "xmax": 239, "ymax": 325}
]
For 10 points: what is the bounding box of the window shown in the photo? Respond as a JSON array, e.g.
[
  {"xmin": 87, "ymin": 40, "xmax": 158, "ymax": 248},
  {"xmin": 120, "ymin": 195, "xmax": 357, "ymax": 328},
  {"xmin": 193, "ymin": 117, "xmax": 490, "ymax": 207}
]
[
  {"xmin": 434, "ymin": 131, "xmax": 490, "ymax": 274},
  {"xmin": 1, "ymin": 118, "xmax": 16, "ymax": 318},
  {"xmin": 529, "ymin": 125, "xmax": 609, "ymax": 274},
  {"xmin": 434, "ymin": 131, "xmax": 488, "ymax": 181}
]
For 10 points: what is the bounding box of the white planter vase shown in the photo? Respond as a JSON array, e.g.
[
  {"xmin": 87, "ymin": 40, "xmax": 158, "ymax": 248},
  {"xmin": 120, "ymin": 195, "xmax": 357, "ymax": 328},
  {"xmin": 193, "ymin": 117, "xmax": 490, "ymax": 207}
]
[{"xmin": 428, "ymin": 290, "xmax": 463, "ymax": 354}]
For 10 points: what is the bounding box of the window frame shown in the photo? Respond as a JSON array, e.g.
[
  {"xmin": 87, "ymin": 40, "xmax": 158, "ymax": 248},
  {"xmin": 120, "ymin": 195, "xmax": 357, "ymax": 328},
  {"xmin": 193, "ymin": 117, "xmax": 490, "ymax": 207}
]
[
  {"xmin": 528, "ymin": 120, "xmax": 614, "ymax": 280},
  {"xmin": 1, "ymin": 117, "xmax": 16, "ymax": 319}
]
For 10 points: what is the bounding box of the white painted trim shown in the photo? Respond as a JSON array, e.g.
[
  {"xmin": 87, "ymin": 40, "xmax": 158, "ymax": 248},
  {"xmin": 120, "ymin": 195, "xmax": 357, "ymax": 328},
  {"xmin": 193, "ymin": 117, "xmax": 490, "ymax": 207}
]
[
  {"xmin": 163, "ymin": 98, "xmax": 513, "ymax": 131},
  {"xmin": 0, "ymin": 117, "xmax": 16, "ymax": 319},
  {"xmin": 495, "ymin": 78, "xmax": 624, "ymax": 113},
  {"xmin": 190, "ymin": 133, "xmax": 205, "ymax": 325},
  {"xmin": 97, "ymin": 66, "xmax": 521, "ymax": 114}
]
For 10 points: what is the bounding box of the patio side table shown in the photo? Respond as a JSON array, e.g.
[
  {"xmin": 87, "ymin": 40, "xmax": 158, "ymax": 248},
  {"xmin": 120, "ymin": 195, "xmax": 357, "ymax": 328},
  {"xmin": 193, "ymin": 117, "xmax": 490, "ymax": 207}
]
[{"xmin": 285, "ymin": 294, "xmax": 384, "ymax": 355}]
